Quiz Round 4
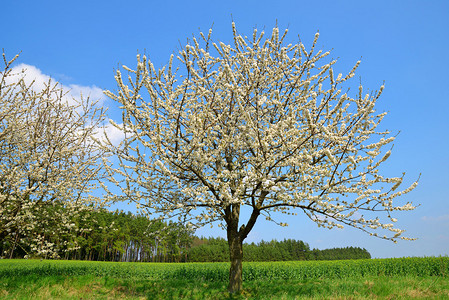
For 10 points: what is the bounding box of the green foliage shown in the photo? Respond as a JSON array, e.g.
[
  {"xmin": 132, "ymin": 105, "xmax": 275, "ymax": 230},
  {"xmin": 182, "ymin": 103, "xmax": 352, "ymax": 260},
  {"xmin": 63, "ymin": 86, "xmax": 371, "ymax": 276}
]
[
  {"xmin": 1, "ymin": 200, "xmax": 370, "ymax": 263},
  {"xmin": 0, "ymin": 204, "xmax": 194, "ymax": 262},
  {"xmin": 1, "ymin": 257, "xmax": 447, "ymax": 281},
  {"xmin": 308, "ymin": 246, "xmax": 371, "ymax": 260},
  {"xmin": 186, "ymin": 237, "xmax": 370, "ymax": 262},
  {"xmin": 1, "ymin": 258, "xmax": 448, "ymax": 299},
  {"xmin": 2, "ymin": 275, "xmax": 448, "ymax": 299}
]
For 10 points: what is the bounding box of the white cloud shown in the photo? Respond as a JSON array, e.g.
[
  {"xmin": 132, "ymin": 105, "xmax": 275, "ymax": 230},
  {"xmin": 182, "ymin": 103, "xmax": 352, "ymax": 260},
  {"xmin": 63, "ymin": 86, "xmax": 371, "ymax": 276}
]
[
  {"xmin": 4, "ymin": 63, "xmax": 125, "ymax": 146},
  {"xmin": 67, "ymin": 83, "xmax": 106, "ymax": 106},
  {"xmin": 100, "ymin": 121, "xmax": 126, "ymax": 146},
  {"xmin": 6, "ymin": 63, "xmax": 106, "ymax": 105}
]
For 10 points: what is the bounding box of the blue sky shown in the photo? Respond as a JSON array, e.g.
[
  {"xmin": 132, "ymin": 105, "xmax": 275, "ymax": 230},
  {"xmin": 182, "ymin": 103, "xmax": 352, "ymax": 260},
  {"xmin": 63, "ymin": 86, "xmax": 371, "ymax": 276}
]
[{"xmin": 2, "ymin": 0, "xmax": 448, "ymax": 258}]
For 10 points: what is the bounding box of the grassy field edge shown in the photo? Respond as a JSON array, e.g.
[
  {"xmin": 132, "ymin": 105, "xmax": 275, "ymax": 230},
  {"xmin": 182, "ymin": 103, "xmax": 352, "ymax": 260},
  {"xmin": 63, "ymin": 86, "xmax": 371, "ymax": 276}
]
[{"xmin": 1, "ymin": 257, "xmax": 448, "ymax": 299}]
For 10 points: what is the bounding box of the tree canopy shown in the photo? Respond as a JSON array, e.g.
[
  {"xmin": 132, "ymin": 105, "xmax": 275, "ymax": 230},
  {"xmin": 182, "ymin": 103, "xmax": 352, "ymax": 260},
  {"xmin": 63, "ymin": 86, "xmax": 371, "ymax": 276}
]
[
  {"xmin": 103, "ymin": 22, "xmax": 418, "ymax": 292},
  {"xmin": 0, "ymin": 53, "xmax": 106, "ymax": 258}
]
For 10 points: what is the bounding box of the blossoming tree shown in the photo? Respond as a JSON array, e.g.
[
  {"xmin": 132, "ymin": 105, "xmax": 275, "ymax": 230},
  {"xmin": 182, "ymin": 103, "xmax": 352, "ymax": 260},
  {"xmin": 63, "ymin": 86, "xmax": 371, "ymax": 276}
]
[
  {"xmin": 104, "ymin": 23, "xmax": 418, "ymax": 292},
  {"xmin": 0, "ymin": 53, "xmax": 106, "ymax": 258}
]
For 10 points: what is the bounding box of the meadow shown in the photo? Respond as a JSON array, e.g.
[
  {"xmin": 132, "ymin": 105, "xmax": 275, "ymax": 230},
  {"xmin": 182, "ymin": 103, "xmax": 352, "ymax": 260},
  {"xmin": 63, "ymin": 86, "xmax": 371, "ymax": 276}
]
[{"xmin": 0, "ymin": 257, "xmax": 448, "ymax": 299}]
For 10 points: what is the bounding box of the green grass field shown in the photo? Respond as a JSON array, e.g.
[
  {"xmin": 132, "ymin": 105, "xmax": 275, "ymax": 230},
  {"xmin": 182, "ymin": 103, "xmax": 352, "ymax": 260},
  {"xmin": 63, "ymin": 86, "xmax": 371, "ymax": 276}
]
[{"xmin": 0, "ymin": 257, "xmax": 448, "ymax": 299}]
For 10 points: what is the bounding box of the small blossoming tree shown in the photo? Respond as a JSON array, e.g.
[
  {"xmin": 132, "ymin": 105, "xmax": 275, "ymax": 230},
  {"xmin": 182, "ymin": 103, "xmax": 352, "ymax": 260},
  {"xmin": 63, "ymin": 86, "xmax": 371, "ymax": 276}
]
[
  {"xmin": 104, "ymin": 23, "xmax": 418, "ymax": 293},
  {"xmin": 0, "ymin": 53, "xmax": 106, "ymax": 258}
]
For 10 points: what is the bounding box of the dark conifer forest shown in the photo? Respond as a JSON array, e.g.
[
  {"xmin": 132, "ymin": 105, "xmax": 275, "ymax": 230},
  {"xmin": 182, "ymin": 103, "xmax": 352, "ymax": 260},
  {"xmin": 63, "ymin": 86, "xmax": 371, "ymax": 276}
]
[{"xmin": 1, "ymin": 203, "xmax": 370, "ymax": 261}]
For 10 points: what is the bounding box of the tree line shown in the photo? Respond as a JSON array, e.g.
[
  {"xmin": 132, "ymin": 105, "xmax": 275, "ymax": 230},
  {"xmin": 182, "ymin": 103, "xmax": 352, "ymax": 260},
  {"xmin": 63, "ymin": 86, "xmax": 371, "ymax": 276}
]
[
  {"xmin": 1, "ymin": 202, "xmax": 193, "ymax": 262},
  {"xmin": 188, "ymin": 237, "xmax": 370, "ymax": 262},
  {"xmin": 1, "ymin": 202, "xmax": 370, "ymax": 261}
]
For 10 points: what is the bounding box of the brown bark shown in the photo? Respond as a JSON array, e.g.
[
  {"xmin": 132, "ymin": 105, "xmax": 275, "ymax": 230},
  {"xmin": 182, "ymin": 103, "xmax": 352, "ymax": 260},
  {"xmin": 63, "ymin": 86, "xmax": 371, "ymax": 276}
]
[
  {"xmin": 227, "ymin": 228, "xmax": 243, "ymax": 293},
  {"xmin": 226, "ymin": 203, "xmax": 261, "ymax": 293}
]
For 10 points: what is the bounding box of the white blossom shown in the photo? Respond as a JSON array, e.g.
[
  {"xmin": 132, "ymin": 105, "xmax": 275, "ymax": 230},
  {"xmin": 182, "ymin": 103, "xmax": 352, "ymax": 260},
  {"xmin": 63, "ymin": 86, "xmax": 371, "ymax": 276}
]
[
  {"xmin": 0, "ymin": 52, "xmax": 107, "ymax": 258},
  {"xmin": 102, "ymin": 22, "xmax": 419, "ymax": 256}
]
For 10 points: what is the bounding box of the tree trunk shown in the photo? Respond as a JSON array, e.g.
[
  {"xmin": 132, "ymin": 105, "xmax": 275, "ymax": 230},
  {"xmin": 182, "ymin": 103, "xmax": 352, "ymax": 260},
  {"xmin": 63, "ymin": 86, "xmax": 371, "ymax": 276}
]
[
  {"xmin": 227, "ymin": 229, "xmax": 243, "ymax": 293},
  {"xmin": 225, "ymin": 202, "xmax": 260, "ymax": 293},
  {"xmin": 9, "ymin": 230, "xmax": 20, "ymax": 259}
]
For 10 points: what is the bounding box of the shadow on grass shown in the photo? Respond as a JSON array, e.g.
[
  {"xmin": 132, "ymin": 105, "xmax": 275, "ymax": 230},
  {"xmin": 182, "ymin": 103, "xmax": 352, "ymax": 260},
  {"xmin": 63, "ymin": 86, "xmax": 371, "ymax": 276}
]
[{"xmin": 1, "ymin": 275, "xmax": 449, "ymax": 299}]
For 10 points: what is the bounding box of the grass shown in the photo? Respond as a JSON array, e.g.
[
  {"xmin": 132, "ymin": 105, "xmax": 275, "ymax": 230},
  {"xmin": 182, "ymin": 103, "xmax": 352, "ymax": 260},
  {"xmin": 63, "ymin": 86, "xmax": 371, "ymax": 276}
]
[
  {"xmin": 1, "ymin": 275, "xmax": 449, "ymax": 299},
  {"xmin": 0, "ymin": 258, "xmax": 448, "ymax": 299}
]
